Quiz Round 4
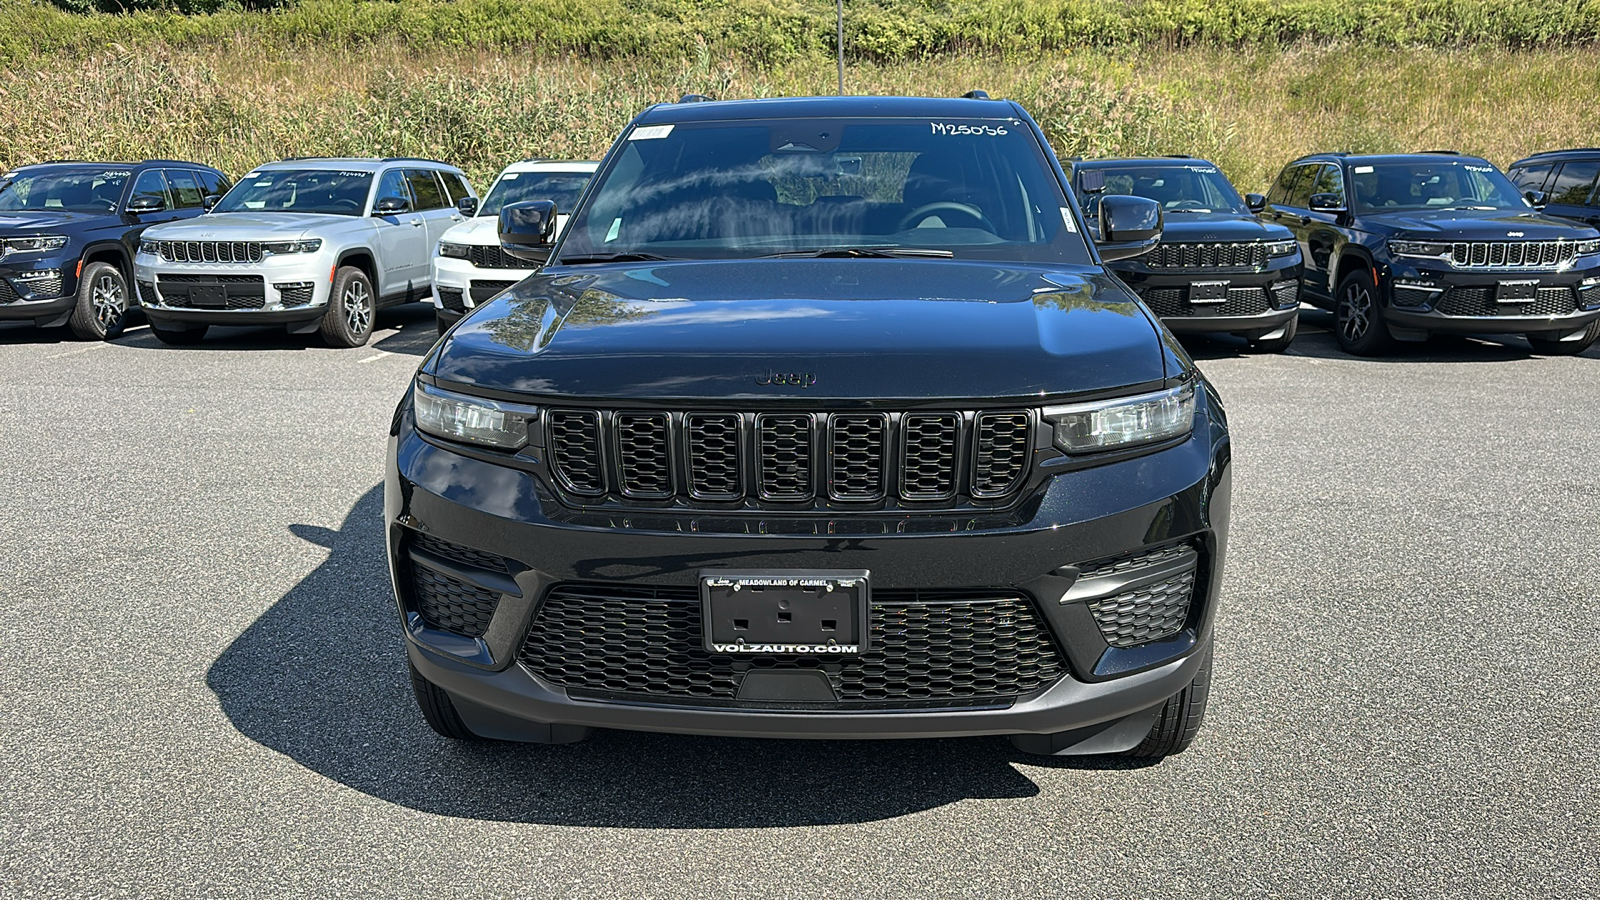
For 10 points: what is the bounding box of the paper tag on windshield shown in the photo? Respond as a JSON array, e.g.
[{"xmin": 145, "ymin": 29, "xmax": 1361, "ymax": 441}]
[
  {"xmin": 501, "ymin": 172, "xmax": 518, "ymax": 180},
  {"xmin": 1354, "ymin": 166, "xmax": 1374, "ymax": 174},
  {"xmin": 1060, "ymin": 207, "xmax": 1077, "ymax": 233},
  {"xmin": 630, "ymin": 125, "xmax": 675, "ymax": 141}
]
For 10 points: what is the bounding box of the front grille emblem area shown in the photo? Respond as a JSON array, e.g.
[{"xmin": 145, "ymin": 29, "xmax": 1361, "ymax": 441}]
[{"xmin": 754, "ymin": 371, "xmax": 816, "ymax": 388}]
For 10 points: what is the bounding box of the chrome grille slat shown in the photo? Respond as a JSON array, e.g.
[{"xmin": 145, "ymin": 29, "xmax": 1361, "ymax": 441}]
[
  {"xmin": 1449, "ymin": 240, "xmax": 1575, "ymax": 270},
  {"xmin": 1147, "ymin": 242, "xmax": 1268, "ymax": 269},
  {"xmin": 157, "ymin": 240, "xmax": 263, "ymax": 264}
]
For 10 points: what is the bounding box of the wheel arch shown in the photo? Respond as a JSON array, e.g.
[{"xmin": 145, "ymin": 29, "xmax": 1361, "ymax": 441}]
[
  {"xmin": 78, "ymin": 241, "xmax": 133, "ymax": 282},
  {"xmin": 1330, "ymin": 246, "xmax": 1378, "ymax": 298},
  {"xmin": 335, "ymin": 248, "xmax": 378, "ymax": 287}
]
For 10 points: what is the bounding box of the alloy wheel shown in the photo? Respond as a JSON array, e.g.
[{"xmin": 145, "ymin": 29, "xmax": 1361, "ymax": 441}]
[
  {"xmin": 342, "ymin": 280, "xmax": 373, "ymax": 334},
  {"xmin": 1338, "ymin": 284, "xmax": 1371, "ymax": 342},
  {"xmin": 92, "ymin": 274, "xmax": 126, "ymax": 330}
]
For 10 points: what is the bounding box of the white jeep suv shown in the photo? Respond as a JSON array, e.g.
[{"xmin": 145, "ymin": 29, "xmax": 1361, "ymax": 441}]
[
  {"xmin": 135, "ymin": 157, "xmax": 474, "ymax": 347},
  {"xmin": 431, "ymin": 159, "xmax": 596, "ymax": 334}
]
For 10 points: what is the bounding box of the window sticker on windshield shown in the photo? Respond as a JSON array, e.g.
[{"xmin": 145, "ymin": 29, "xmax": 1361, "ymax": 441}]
[
  {"xmin": 1354, "ymin": 166, "xmax": 1374, "ymax": 174},
  {"xmin": 1059, "ymin": 207, "xmax": 1078, "ymax": 233},
  {"xmin": 502, "ymin": 173, "xmax": 519, "ymax": 180},
  {"xmin": 335, "ymin": 171, "xmax": 369, "ymax": 178},
  {"xmin": 1186, "ymin": 166, "xmax": 1218, "ymax": 173},
  {"xmin": 630, "ymin": 125, "xmax": 675, "ymax": 141},
  {"xmin": 930, "ymin": 122, "xmax": 1008, "ymax": 136},
  {"xmin": 254, "ymin": 181, "xmax": 274, "ymax": 187},
  {"xmin": 102, "ymin": 170, "xmax": 131, "ymax": 178},
  {"xmin": 243, "ymin": 172, "xmax": 261, "ymax": 179},
  {"xmin": 605, "ymin": 218, "xmax": 622, "ymax": 242},
  {"xmin": 1464, "ymin": 165, "xmax": 1493, "ymax": 172}
]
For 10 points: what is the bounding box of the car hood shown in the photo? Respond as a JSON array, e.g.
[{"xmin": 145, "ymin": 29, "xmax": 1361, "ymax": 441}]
[
  {"xmin": 0, "ymin": 210, "xmax": 119, "ymax": 233},
  {"xmin": 428, "ymin": 259, "xmax": 1171, "ymax": 402},
  {"xmin": 1156, "ymin": 212, "xmax": 1291, "ymax": 241},
  {"xmin": 440, "ymin": 213, "xmax": 573, "ymax": 246},
  {"xmin": 141, "ymin": 213, "xmax": 358, "ymax": 241},
  {"xmin": 1362, "ymin": 208, "xmax": 1600, "ymax": 240}
]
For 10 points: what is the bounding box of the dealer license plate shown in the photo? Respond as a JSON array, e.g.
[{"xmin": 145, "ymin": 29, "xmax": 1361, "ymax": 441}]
[
  {"xmin": 700, "ymin": 570, "xmax": 869, "ymax": 655},
  {"xmin": 1496, "ymin": 280, "xmax": 1539, "ymax": 303},
  {"xmin": 1189, "ymin": 280, "xmax": 1229, "ymax": 304}
]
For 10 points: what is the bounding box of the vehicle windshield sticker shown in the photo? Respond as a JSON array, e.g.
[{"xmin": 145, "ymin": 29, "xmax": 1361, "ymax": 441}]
[
  {"xmin": 335, "ymin": 171, "xmax": 370, "ymax": 177},
  {"xmin": 243, "ymin": 172, "xmax": 261, "ymax": 179},
  {"xmin": 1059, "ymin": 207, "xmax": 1077, "ymax": 233},
  {"xmin": 254, "ymin": 181, "xmax": 274, "ymax": 187},
  {"xmin": 501, "ymin": 172, "xmax": 519, "ymax": 180},
  {"xmin": 1464, "ymin": 164, "xmax": 1493, "ymax": 172},
  {"xmin": 930, "ymin": 122, "xmax": 1008, "ymax": 136},
  {"xmin": 1354, "ymin": 166, "xmax": 1374, "ymax": 174},
  {"xmin": 629, "ymin": 125, "xmax": 675, "ymax": 140},
  {"xmin": 1186, "ymin": 166, "xmax": 1218, "ymax": 173},
  {"xmin": 605, "ymin": 218, "xmax": 622, "ymax": 242},
  {"xmin": 102, "ymin": 170, "xmax": 131, "ymax": 178}
]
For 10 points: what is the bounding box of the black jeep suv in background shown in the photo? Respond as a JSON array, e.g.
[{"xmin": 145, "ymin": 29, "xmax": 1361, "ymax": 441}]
[
  {"xmin": 0, "ymin": 160, "xmax": 228, "ymax": 339},
  {"xmin": 387, "ymin": 95, "xmax": 1232, "ymax": 759},
  {"xmin": 1263, "ymin": 152, "xmax": 1600, "ymax": 355},
  {"xmin": 1507, "ymin": 148, "xmax": 1600, "ymax": 228},
  {"xmin": 1072, "ymin": 156, "xmax": 1304, "ymax": 352}
]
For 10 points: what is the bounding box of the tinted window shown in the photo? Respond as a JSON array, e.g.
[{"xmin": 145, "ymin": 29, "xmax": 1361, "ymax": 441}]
[
  {"xmin": 1082, "ymin": 163, "xmax": 1247, "ymax": 215},
  {"xmin": 405, "ymin": 169, "xmax": 448, "ymax": 210},
  {"xmin": 0, "ymin": 166, "xmax": 129, "ymax": 213},
  {"xmin": 1284, "ymin": 165, "xmax": 1317, "ymax": 208},
  {"xmin": 166, "ymin": 169, "xmax": 205, "ymax": 209},
  {"xmin": 214, "ymin": 168, "xmax": 374, "ymax": 216},
  {"xmin": 375, "ymin": 169, "xmax": 412, "ymax": 211},
  {"xmin": 558, "ymin": 118, "xmax": 1090, "ymax": 264},
  {"xmin": 130, "ymin": 169, "xmax": 173, "ymax": 210},
  {"xmin": 479, "ymin": 171, "xmax": 594, "ymax": 217},
  {"xmin": 1266, "ymin": 165, "xmax": 1300, "ymax": 205},
  {"xmin": 1309, "ymin": 165, "xmax": 1345, "ymax": 205},
  {"xmin": 197, "ymin": 170, "xmax": 229, "ymax": 199},
  {"xmin": 439, "ymin": 171, "xmax": 473, "ymax": 205},
  {"xmin": 1548, "ymin": 161, "xmax": 1600, "ymax": 206},
  {"xmin": 1509, "ymin": 163, "xmax": 1553, "ymax": 193},
  {"xmin": 1347, "ymin": 160, "xmax": 1526, "ymax": 212}
]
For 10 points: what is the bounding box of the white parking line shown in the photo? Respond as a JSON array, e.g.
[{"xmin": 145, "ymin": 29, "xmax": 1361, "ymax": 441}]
[
  {"xmin": 358, "ymin": 352, "xmax": 390, "ymax": 363},
  {"xmin": 46, "ymin": 344, "xmax": 105, "ymax": 359}
]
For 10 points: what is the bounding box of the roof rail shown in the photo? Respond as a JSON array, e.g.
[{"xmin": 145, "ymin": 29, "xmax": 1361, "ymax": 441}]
[
  {"xmin": 677, "ymin": 93, "xmax": 715, "ymax": 104},
  {"xmin": 1161, "ymin": 154, "xmax": 1193, "ymax": 159},
  {"xmin": 382, "ymin": 157, "xmax": 455, "ymax": 166},
  {"xmin": 1519, "ymin": 147, "xmax": 1600, "ymax": 157},
  {"xmin": 1419, "ymin": 149, "xmax": 1461, "ymax": 155},
  {"xmin": 961, "ymin": 90, "xmax": 992, "ymax": 100}
]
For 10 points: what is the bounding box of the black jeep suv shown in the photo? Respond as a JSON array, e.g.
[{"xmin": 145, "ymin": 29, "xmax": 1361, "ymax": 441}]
[
  {"xmin": 1072, "ymin": 157, "xmax": 1304, "ymax": 352},
  {"xmin": 1506, "ymin": 148, "xmax": 1600, "ymax": 228},
  {"xmin": 387, "ymin": 95, "xmax": 1231, "ymax": 759},
  {"xmin": 1262, "ymin": 152, "xmax": 1600, "ymax": 355},
  {"xmin": 0, "ymin": 160, "xmax": 229, "ymax": 339}
]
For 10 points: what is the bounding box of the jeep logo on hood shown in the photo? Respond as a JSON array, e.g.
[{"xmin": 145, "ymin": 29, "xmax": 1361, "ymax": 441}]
[{"xmin": 756, "ymin": 371, "xmax": 816, "ymax": 388}]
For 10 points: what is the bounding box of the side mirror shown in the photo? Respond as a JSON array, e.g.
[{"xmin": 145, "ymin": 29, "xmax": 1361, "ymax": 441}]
[
  {"xmin": 374, "ymin": 195, "xmax": 411, "ymax": 216},
  {"xmin": 1245, "ymin": 192, "xmax": 1267, "ymax": 213},
  {"xmin": 498, "ymin": 200, "xmax": 558, "ymax": 264},
  {"xmin": 1094, "ymin": 194, "xmax": 1162, "ymax": 261},
  {"xmin": 126, "ymin": 195, "xmax": 166, "ymax": 215},
  {"xmin": 456, "ymin": 196, "xmax": 479, "ymax": 217},
  {"xmin": 201, "ymin": 194, "xmax": 221, "ymax": 212},
  {"xmin": 1308, "ymin": 192, "xmax": 1346, "ymax": 213},
  {"xmin": 1524, "ymin": 189, "xmax": 1548, "ymax": 208}
]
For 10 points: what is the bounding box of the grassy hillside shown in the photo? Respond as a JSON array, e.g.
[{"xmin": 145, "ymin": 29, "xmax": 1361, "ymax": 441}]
[{"xmin": 4, "ymin": 1, "xmax": 1600, "ymax": 193}]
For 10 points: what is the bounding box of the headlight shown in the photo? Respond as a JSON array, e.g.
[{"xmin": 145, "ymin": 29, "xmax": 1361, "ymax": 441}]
[
  {"xmin": 262, "ymin": 239, "xmax": 322, "ymax": 254},
  {"xmin": 0, "ymin": 235, "xmax": 68, "ymax": 255},
  {"xmin": 138, "ymin": 239, "xmax": 158, "ymax": 256},
  {"xmin": 1043, "ymin": 383, "xmax": 1196, "ymax": 454},
  {"xmin": 1576, "ymin": 238, "xmax": 1600, "ymax": 256},
  {"xmin": 413, "ymin": 381, "xmax": 538, "ymax": 450},
  {"xmin": 1388, "ymin": 240, "xmax": 1452, "ymax": 259},
  {"xmin": 1264, "ymin": 239, "xmax": 1297, "ymax": 258},
  {"xmin": 438, "ymin": 242, "xmax": 471, "ymax": 259}
]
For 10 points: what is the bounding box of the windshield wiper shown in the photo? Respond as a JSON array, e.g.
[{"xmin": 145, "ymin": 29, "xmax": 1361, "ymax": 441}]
[
  {"xmin": 557, "ymin": 252, "xmax": 678, "ymax": 265},
  {"xmin": 1163, "ymin": 208, "xmax": 1215, "ymax": 214},
  {"xmin": 1443, "ymin": 205, "xmax": 1498, "ymax": 211},
  {"xmin": 760, "ymin": 247, "xmax": 955, "ymax": 259}
]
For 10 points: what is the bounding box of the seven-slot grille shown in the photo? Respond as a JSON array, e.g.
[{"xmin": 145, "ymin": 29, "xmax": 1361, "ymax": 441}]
[
  {"xmin": 468, "ymin": 245, "xmax": 525, "ymax": 269},
  {"xmin": 544, "ymin": 409, "xmax": 1032, "ymax": 507},
  {"xmin": 155, "ymin": 240, "xmax": 263, "ymax": 264},
  {"xmin": 1436, "ymin": 286, "xmax": 1576, "ymax": 317},
  {"xmin": 1449, "ymin": 241, "xmax": 1576, "ymax": 269},
  {"xmin": 1146, "ymin": 242, "xmax": 1267, "ymax": 269}
]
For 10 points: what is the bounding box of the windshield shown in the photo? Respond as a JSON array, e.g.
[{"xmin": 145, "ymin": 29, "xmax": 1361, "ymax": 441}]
[
  {"xmin": 0, "ymin": 167, "xmax": 129, "ymax": 213},
  {"xmin": 479, "ymin": 171, "xmax": 593, "ymax": 217},
  {"xmin": 556, "ymin": 117, "xmax": 1089, "ymax": 264},
  {"xmin": 1349, "ymin": 161, "xmax": 1526, "ymax": 212},
  {"xmin": 213, "ymin": 168, "xmax": 373, "ymax": 216},
  {"xmin": 1079, "ymin": 164, "xmax": 1247, "ymax": 214}
]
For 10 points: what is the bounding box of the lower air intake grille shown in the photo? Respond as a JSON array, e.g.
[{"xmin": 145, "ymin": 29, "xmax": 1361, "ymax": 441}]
[
  {"xmin": 437, "ymin": 287, "xmax": 466, "ymax": 312},
  {"xmin": 519, "ymin": 585, "xmax": 1064, "ymax": 707},
  {"xmin": 412, "ymin": 566, "xmax": 500, "ymax": 638},
  {"xmin": 1140, "ymin": 285, "xmax": 1273, "ymax": 317},
  {"xmin": 1271, "ymin": 281, "xmax": 1300, "ymax": 309},
  {"xmin": 469, "ymin": 280, "xmax": 517, "ymax": 304},
  {"xmin": 411, "ymin": 533, "xmax": 509, "ymax": 573},
  {"xmin": 1077, "ymin": 542, "xmax": 1199, "ymax": 649},
  {"xmin": 274, "ymin": 282, "xmax": 314, "ymax": 307},
  {"xmin": 1436, "ymin": 286, "xmax": 1576, "ymax": 317}
]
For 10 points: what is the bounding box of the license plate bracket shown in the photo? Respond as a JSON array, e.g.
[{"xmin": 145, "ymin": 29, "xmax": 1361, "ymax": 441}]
[
  {"xmin": 190, "ymin": 284, "xmax": 228, "ymax": 308},
  {"xmin": 700, "ymin": 569, "xmax": 869, "ymax": 655},
  {"xmin": 1189, "ymin": 280, "xmax": 1230, "ymax": 304},
  {"xmin": 1496, "ymin": 280, "xmax": 1539, "ymax": 303}
]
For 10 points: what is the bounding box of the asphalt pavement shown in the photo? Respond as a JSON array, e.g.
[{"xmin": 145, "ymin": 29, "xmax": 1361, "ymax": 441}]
[{"xmin": 0, "ymin": 306, "xmax": 1595, "ymax": 898}]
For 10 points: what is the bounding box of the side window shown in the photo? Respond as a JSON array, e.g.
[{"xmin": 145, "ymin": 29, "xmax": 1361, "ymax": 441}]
[
  {"xmin": 1267, "ymin": 165, "xmax": 1301, "ymax": 205},
  {"xmin": 1509, "ymin": 163, "xmax": 1552, "ymax": 193},
  {"xmin": 1548, "ymin": 161, "xmax": 1600, "ymax": 206},
  {"xmin": 166, "ymin": 170, "xmax": 205, "ymax": 209},
  {"xmin": 1284, "ymin": 165, "xmax": 1317, "ymax": 208},
  {"xmin": 129, "ymin": 169, "xmax": 173, "ymax": 210},
  {"xmin": 405, "ymin": 169, "xmax": 448, "ymax": 211},
  {"xmin": 1309, "ymin": 164, "xmax": 1345, "ymax": 205},
  {"xmin": 198, "ymin": 170, "xmax": 230, "ymax": 199},
  {"xmin": 440, "ymin": 171, "xmax": 473, "ymax": 204},
  {"xmin": 374, "ymin": 169, "xmax": 412, "ymax": 211}
]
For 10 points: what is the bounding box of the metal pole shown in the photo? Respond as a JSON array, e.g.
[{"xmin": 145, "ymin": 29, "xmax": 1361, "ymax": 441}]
[{"xmin": 837, "ymin": 0, "xmax": 845, "ymax": 95}]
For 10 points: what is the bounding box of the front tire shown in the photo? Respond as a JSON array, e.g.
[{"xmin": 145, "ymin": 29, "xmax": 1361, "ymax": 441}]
[
  {"xmin": 1123, "ymin": 646, "xmax": 1211, "ymax": 759},
  {"xmin": 68, "ymin": 261, "xmax": 130, "ymax": 340},
  {"xmin": 319, "ymin": 266, "xmax": 376, "ymax": 348},
  {"xmin": 1526, "ymin": 319, "xmax": 1600, "ymax": 356},
  {"xmin": 1245, "ymin": 312, "xmax": 1298, "ymax": 354},
  {"xmin": 1334, "ymin": 269, "xmax": 1397, "ymax": 356},
  {"xmin": 408, "ymin": 662, "xmax": 483, "ymax": 741}
]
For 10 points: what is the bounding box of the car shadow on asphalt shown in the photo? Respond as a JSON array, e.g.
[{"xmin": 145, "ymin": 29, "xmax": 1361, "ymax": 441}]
[
  {"xmin": 207, "ymin": 485, "xmax": 1153, "ymax": 828},
  {"xmin": 96, "ymin": 304, "xmax": 441, "ymax": 354},
  {"xmin": 1176, "ymin": 308, "xmax": 1582, "ymax": 363}
]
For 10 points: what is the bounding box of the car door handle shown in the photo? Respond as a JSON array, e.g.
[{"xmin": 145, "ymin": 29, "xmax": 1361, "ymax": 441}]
[
  {"xmin": 410, "ymin": 218, "xmax": 424, "ymax": 227},
  {"xmin": 1299, "ymin": 215, "xmax": 1312, "ymax": 225}
]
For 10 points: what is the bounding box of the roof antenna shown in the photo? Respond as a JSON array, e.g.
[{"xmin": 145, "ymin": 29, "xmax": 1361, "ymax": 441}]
[{"xmin": 836, "ymin": 0, "xmax": 845, "ymax": 95}]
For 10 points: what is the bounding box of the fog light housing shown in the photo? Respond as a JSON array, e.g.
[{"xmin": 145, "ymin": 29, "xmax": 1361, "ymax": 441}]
[{"xmin": 1392, "ymin": 280, "xmax": 1441, "ymax": 308}]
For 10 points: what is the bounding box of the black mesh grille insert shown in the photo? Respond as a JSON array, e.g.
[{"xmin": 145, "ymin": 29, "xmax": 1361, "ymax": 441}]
[
  {"xmin": 1436, "ymin": 286, "xmax": 1576, "ymax": 317},
  {"xmin": 616, "ymin": 413, "xmax": 672, "ymax": 497},
  {"xmin": 412, "ymin": 566, "xmax": 500, "ymax": 638},
  {"xmin": 468, "ymin": 245, "xmax": 525, "ymax": 269},
  {"xmin": 687, "ymin": 414, "xmax": 742, "ymax": 500},
  {"xmin": 828, "ymin": 413, "xmax": 888, "ymax": 500},
  {"xmin": 900, "ymin": 413, "xmax": 959, "ymax": 500},
  {"xmin": 469, "ymin": 280, "xmax": 517, "ymax": 304},
  {"xmin": 519, "ymin": 585, "xmax": 1064, "ymax": 706},
  {"xmin": 972, "ymin": 412, "xmax": 1029, "ymax": 497},
  {"xmin": 1271, "ymin": 281, "xmax": 1300, "ymax": 309},
  {"xmin": 758, "ymin": 414, "xmax": 813, "ymax": 501},
  {"xmin": 547, "ymin": 410, "xmax": 604, "ymax": 495},
  {"xmin": 410, "ymin": 532, "xmax": 509, "ymax": 572},
  {"xmin": 1139, "ymin": 285, "xmax": 1273, "ymax": 317},
  {"xmin": 437, "ymin": 287, "xmax": 466, "ymax": 312},
  {"xmin": 274, "ymin": 283, "xmax": 314, "ymax": 307},
  {"xmin": 0, "ymin": 280, "xmax": 18, "ymax": 304},
  {"xmin": 1086, "ymin": 570, "xmax": 1195, "ymax": 648}
]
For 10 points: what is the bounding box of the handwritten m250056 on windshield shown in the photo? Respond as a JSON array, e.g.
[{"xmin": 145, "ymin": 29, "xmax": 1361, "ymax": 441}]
[{"xmin": 931, "ymin": 122, "xmax": 1008, "ymax": 136}]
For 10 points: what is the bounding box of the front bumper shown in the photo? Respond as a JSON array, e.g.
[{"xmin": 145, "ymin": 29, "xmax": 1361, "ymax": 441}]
[
  {"xmin": 385, "ymin": 388, "xmax": 1232, "ymax": 748},
  {"xmin": 1378, "ymin": 257, "xmax": 1600, "ymax": 337},
  {"xmin": 431, "ymin": 252, "xmax": 529, "ymax": 315},
  {"xmin": 133, "ymin": 251, "xmax": 332, "ymax": 326},
  {"xmin": 1114, "ymin": 256, "xmax": 1303, "ymax": 335},
  {"xmin": 0, "ymin": 260, "xmax": 77, "ymax": 322}
]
